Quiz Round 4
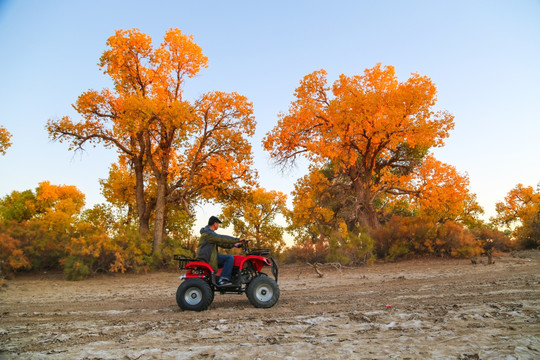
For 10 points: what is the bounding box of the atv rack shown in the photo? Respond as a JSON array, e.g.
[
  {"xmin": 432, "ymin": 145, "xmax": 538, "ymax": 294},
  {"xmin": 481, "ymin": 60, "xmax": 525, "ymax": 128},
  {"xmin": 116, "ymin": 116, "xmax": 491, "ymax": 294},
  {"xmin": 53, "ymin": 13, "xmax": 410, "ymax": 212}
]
[
  {"xmin": 173, "ymin": 254, "xmax": 199, "ymax": 269},
  {"xmin": 248, "ymin": 248, "xmax": 270, "ymax": 256}
]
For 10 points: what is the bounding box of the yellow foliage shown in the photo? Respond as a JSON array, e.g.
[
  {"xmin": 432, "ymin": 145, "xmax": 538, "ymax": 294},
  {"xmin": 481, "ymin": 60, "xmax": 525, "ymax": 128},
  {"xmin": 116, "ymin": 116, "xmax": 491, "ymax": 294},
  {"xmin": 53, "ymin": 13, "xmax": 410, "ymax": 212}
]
[
  {"xmin": 492, "ymin": 183, "xmax": 540, "ymax": 249},
  {"xmin": 290, "ymin": 167, "xmax": 334, "ymax": 228},
  {"xmin": 264, "ymin": 64, "xmax": 453, "ymax": 170},
  {"xmin": 0, "ymin": 125, "xmax": 12, "ymax": 155},
  {"xmin": 36, "ymin": 181, "xmax": 85, "ymax": 216},
  {"xmin": 0, "ymin": 233, "xmax": 31, "ymax": 275},
  {"xmin": 371, "ymin": 216, "xmax": 483, "ymax": 260},
  {"xmin": 47, "ymin": 28, "xmax": 257, "ymax": 254},
  {"xmin": 413, "ymin": 155, "xmax": 471, "ymax": 221},
  {"xmin": 264, "ymin": 64, "xmax": 457, "ymax": 230},
  {"xmin": 221, "ymin": 187, "xmax": 288, "ymax": 254},
  {"xmin": 493, "ymin": 183, "xmax": 540, "ymax": 228}
]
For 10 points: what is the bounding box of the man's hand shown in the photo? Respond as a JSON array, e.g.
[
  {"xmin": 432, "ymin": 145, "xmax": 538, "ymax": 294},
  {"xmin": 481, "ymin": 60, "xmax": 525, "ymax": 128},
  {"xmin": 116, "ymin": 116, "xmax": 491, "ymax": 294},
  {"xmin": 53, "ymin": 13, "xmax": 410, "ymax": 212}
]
[{"xmin": 234, "ymin": 239, "xmax": 249, "ymax": 248}]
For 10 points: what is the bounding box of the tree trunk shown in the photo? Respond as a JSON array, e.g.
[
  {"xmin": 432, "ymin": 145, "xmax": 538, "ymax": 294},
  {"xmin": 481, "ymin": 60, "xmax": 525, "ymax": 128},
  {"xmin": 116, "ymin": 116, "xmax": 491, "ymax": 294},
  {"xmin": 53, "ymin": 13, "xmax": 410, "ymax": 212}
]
[
  {"xmin": 152, "ymin": 178, "xmax": 167, "ymax": 254},
  {"xmin": 354, "ymin": 185, "xmax": 380, "ymax": 231},
  {"xmin": 139, "ymin": 214, "xmax": 150, "ymax": 239},
  {"xmin": 363, "ymin": 203, "xmax": 380, "ymax": 231},
  {"xmin": 133, "ymin": 156, "xmax": 151, "ymax": 239},
  {"xmin": 255, "ymin": 226, "xmax": 261, "ymax": 249}
]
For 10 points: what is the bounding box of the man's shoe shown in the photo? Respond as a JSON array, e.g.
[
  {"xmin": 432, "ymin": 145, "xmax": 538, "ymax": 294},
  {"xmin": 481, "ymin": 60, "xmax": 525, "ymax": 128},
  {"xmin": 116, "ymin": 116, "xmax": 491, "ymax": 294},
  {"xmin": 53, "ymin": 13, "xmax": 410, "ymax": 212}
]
[{"xmin": 217, "ymin": 278, "xmax": 232, "ymax": 286}]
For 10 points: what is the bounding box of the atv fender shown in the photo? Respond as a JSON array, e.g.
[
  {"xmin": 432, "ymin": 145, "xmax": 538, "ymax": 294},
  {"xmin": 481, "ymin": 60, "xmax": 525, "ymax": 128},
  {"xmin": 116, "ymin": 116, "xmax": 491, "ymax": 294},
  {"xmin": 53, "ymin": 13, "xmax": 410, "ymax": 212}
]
[{"xmin": 239, "ymin": 255, "xmax": 271, "ymax": 272}]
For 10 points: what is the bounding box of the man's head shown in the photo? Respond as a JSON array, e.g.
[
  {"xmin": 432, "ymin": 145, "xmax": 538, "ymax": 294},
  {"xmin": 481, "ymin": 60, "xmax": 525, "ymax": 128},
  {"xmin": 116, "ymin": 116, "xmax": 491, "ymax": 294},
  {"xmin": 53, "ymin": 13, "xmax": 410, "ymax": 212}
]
[{"xmin": 208, "ymin": 216, "xmax": 222, "ymax": 230}]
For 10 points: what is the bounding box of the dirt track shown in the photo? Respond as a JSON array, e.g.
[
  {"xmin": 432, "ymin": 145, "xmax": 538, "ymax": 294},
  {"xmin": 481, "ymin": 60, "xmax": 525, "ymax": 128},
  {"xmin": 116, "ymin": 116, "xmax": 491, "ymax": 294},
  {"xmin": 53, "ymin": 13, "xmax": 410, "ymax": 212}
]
[{"xmin": 1, "ymin": 252, "xmax": 539, "ymax": 359}]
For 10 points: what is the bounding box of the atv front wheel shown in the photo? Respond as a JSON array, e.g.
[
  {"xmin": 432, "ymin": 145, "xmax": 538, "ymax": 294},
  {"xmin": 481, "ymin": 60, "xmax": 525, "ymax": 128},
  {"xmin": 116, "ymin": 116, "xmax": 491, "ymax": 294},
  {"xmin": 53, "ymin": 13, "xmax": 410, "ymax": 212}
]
[
  {"xmin": 246, "ymin": 275, "xmax": 280, "ymax": 308},
  {"xmin": 176, "ymin": 278, "xmax": 213, "ymax": 311}
]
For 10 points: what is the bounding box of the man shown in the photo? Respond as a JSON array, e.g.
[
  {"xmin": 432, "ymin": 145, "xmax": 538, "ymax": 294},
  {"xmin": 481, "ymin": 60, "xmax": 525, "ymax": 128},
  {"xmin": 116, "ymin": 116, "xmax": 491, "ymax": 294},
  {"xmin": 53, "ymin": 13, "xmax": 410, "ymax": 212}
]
[{"xmin": 197, "ymin": 216, "xmax": 244, "ymax": 286}]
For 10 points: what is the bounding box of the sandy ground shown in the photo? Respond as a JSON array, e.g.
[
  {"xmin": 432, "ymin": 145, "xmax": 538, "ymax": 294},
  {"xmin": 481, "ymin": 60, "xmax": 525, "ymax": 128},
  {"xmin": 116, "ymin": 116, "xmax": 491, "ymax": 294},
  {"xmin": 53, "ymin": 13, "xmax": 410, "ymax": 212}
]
[{"xmin": 1, "ymin": 252, "xmax": 539, "ymax": 360}]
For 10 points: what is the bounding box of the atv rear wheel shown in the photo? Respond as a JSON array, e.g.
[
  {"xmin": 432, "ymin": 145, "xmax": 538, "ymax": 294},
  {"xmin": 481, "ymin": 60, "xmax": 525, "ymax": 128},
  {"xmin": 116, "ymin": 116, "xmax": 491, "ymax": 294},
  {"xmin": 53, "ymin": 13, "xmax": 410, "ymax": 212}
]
[
  {"xmin": 176, "ymin": 278, "xmax": 213, "ymax": 311},
  {"xmin": 246, "ymin": 275, "xmax": 280, "ymax": 308}
]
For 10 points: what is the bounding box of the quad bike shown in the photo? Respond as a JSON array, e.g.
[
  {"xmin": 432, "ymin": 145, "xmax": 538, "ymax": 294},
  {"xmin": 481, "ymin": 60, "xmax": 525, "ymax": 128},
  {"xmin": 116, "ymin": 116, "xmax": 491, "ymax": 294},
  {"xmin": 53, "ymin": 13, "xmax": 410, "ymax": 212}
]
[{"xmin": 173, "ymin": 242, "xmax": 279, "ymax": 311}]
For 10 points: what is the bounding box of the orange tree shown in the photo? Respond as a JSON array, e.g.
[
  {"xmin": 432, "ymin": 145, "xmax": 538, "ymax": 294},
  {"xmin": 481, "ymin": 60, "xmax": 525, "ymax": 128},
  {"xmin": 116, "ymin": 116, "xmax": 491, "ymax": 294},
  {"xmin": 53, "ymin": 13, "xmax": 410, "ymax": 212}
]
[
  {"xmin": 492, "ymin": 183, "xmax": 540, "ymax": 248},
  {"xmin": 264, "ymin": 64, "xmax": 454, "ymax": 231},
  {"xmin": 47, "ymin": 28, "xmax": 256, "ymax": 254},
  {"xmin": 0, "ymin": 125, "xmax": 12, "ymax": 155}
]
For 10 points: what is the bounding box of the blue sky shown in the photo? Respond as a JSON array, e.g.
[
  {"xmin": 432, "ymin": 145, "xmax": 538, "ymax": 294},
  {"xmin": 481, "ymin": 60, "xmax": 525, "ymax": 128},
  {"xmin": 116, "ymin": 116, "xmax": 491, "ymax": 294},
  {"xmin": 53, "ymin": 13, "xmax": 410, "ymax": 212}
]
[{"xmin": 1, "ymin": 0, "xmax": 539, "ymax": 233}]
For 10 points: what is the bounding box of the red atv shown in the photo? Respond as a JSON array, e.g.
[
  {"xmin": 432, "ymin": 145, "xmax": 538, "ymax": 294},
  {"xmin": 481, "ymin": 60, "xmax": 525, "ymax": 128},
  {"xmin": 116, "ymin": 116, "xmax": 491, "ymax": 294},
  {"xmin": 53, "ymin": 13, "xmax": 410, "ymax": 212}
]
[{"xmin": 173, "ymin": 243, "xmax": 279, "ymax": 311}]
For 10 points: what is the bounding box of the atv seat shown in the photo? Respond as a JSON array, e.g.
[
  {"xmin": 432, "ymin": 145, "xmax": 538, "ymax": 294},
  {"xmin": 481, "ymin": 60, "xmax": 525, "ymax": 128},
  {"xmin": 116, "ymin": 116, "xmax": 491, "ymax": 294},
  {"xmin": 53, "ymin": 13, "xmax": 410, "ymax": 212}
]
[{"xmin": 211, "ymin": 255, "xmax": 244, "ymax": 272}]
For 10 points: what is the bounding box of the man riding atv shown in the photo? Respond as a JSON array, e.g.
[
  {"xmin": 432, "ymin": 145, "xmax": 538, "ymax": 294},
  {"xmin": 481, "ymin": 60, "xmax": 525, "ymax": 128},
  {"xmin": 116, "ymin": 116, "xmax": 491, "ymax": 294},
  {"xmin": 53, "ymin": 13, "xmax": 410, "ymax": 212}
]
[
  {"xmin": 174, "ymin": 216, "xmax": 279, "ymax": 311},
  {"xmin": 197, "ymin": 216, "xmax": 246, "ymax": 286}
]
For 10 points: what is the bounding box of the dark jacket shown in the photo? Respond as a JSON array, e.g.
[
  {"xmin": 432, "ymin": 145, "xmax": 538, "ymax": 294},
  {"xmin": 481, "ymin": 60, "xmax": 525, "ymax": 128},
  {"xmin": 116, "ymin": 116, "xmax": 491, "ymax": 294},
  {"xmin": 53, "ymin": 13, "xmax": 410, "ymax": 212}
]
[{"xmin": 197, "ymin": 225, "xmax": 239, "ymax": 271}]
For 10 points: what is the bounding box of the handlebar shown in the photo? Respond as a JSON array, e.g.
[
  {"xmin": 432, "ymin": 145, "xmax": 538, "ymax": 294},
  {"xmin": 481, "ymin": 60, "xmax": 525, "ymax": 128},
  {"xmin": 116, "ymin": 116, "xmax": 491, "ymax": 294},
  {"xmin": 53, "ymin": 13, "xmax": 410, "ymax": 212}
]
[
  {"xmin": 235, "ymin": 239, "xmax": 271, "ymax": 256},
  {"xmin": 239, "ymin": 240, "xmax": 251, "ymax": 254}
]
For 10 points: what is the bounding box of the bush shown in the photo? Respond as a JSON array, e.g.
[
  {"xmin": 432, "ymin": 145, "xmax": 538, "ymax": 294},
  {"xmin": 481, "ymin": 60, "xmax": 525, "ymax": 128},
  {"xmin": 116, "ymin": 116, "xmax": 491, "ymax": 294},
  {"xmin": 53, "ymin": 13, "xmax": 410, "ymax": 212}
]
[
  {"xmin": 58, "ymin": 204, "xmax": 160, "ymax": 279},
  {"xmin": 471, "ymin": 227, "xmax": 514, "ymax": 252},
  {"xmin": 516, "ymin": 211, "xmax": 540, "ymax": 250},
  {"xmin": 158, "ymin": 234, "xmax": 197, "ymax": 268},
  {"xmin": 434, "ymin": 221, "xmax": 483, "ymax": 258},
  {"xmin": 371, "ymin": 216, "xmax": 483, "ymax": 260},
  {"xmin": 327, "ymin": 230, "xmax": 374, "ymax": 265},
  {"xmin": 63, "ymin": 255, "xmax": 91, "ymax": 281},
  {"xmin": 386, "ymin": 243, "xmax": 410, "ymax": 262},
  {"xmin": 283, "ymin": 238, "xmax": 329, "ymax": 264},
  {"xmin": 0, "ymin": 233, "xmax": 30, "ymax": 277},
  {"xmin": 371, "ymin": 216, "xmax": 433, "ymax": 260}
]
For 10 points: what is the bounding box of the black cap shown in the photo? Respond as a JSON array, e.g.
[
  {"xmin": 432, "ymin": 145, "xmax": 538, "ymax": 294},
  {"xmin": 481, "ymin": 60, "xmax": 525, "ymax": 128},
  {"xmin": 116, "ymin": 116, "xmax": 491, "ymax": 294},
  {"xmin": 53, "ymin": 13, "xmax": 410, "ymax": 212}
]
[{"xmin": 208, "ymin": 216, "xmax": 222, "ymax": 226}]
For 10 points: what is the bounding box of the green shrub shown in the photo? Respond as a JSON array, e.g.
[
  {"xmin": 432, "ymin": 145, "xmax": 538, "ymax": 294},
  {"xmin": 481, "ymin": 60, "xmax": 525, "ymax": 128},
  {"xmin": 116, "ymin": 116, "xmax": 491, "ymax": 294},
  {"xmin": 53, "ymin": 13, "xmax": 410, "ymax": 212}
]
[
  {"xmin": 327, "ymin": 229, "xmax": 374, "ymax": 265},
  {"xmin": 63, "ymin": 256, "xmax": 91, "ymax": 281}
]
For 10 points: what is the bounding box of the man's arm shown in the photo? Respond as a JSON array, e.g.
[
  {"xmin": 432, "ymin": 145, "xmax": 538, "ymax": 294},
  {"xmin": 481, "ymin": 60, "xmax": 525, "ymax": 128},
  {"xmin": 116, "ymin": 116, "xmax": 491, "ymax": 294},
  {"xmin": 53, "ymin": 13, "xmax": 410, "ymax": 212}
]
[{"xmin": 204, "ymin": 231, "xmax": 239, "ymax": 248}]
